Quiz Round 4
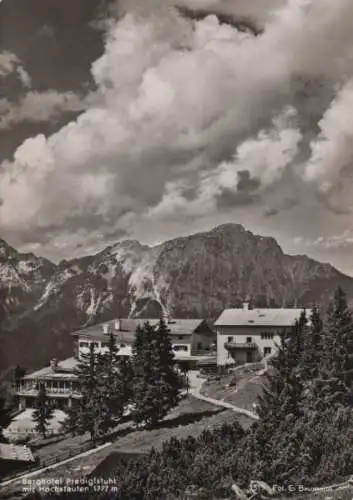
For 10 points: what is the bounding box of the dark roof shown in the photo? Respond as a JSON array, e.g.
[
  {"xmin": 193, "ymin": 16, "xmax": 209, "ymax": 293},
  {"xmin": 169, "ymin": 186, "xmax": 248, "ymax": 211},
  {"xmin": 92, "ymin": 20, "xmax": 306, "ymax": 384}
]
[{"xmin": 72, "ymin": 318, "xmax": 208, "ymax": 342}]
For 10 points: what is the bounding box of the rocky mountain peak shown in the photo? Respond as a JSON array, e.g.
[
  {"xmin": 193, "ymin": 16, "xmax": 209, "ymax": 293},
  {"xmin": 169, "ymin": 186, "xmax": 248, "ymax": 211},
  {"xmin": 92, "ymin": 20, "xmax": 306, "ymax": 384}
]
[{"xmin": 1, "ymin": 224, "xmax": 353, "ymax": 370}]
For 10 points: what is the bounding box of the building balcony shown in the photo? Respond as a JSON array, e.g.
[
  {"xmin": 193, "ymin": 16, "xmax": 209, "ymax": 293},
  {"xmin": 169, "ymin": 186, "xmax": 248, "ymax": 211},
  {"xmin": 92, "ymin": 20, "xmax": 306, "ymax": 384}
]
[
  {"xmin": 191, "ymin": 349, "xmax": 217, "ymax": 357},
  {"xmin": 224, "ymin": 342, "xmax": 258, "ymax": 350},
  {"xmin": 15, "ymin": 387, "xmax": 82, "ymax": 398}
]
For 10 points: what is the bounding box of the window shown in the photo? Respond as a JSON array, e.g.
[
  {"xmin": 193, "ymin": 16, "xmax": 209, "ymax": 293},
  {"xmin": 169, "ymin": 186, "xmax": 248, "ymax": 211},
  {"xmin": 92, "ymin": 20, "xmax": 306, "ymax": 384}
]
[
  {"xmin": 261, "ymin": 332, "xmax": 274, "ymax": 340},
  {"xmin": 264, "ymin": 347, "xmax": 272, "ymax": 356},
  {"xmin": 227, "ymin": 336, "xmax": 233, "ymax": 343},
  {"xmin": 178, "ymin": 335, "xmax": 184, "ymax": 340},
  {"xmin": 173, "ymin": 345, "xmax": 188, "ymax": 352},
  {"xmin": 79, "ymin": 342, "xmax": 89, "ymax": 348},
  {"xmin": 197, "ymin": 342, "xmax": 203, "ymax": 350},
  {"xmin": 101, "ymin": 342, "xmax": 109, "ymax": 348},
  {"xmin": 246, "ymin": 337, "xmax": 252, "ymax": 344}
]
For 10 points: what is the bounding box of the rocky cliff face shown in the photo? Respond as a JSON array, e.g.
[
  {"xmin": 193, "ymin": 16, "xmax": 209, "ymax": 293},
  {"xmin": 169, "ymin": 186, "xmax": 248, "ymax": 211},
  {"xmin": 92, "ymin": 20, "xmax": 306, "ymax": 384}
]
[
  {"xmin": 1, "ymin": 223, "xmax": 353, "ymax": 370},
  {"xmin": 0, "ymin": 239, "xmax": 55, "ymax": 318}
]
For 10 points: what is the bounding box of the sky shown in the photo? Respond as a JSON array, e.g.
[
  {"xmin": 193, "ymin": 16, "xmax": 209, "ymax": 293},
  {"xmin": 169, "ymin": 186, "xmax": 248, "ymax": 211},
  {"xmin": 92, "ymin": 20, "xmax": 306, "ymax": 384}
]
[{"xmin": 0, "ymin": 0, "xmax": 353, "ymax": 276}]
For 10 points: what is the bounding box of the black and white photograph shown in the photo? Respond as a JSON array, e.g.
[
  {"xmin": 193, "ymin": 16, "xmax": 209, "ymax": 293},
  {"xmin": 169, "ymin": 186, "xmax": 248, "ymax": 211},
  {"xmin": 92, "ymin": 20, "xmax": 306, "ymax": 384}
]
[{"xmin": 1, "ymin": 0, "xmax": 353, "ymax": 498}]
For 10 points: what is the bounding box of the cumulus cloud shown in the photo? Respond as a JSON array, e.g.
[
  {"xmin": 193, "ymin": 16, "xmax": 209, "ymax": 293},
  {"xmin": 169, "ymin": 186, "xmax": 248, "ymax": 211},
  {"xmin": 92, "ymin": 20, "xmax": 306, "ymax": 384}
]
[
  {"xmin": 1, "ymin": 0, "xmax": 353, "ymax": 261},
  {"xmin": 0, "ymin": 51, "xmax": 19, "ymax": 78},
  {"xmin": 0, "ymin": 51, "xmax": 31, "ymax": 88},
  {"xmin": 148, "ymin": 106, "xmax": 302, "ymax": 219},
  {"xmin": 304, "ymin": 79, "xmax": 353, "ymax": 213},
  {"xmin": 0, "ymin": 91, "xmax": 86, "ymax": 130},
  {"xmin": 294, "ymin": 230, "xmax": 353, "ymax": 250}
]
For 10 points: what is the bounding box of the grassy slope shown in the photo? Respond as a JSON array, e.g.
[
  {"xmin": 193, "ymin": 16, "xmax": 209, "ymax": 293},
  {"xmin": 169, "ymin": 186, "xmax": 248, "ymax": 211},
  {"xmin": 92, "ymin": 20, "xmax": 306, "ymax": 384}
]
[
  {"xmin": 1, "ymin": 396, "xmax": 254, "ymax": 499},
  {"xmin": 200, "ymin": 364, "xmax": 265, "ymax": 412}
]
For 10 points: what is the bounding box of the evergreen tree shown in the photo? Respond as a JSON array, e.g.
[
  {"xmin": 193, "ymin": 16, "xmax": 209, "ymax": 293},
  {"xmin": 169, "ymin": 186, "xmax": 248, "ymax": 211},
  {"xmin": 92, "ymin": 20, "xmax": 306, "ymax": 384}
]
[
  {"xmin": 257, "ymin": 314, "xmax": 307, "ymax": 424},
  {"xmin": 72, "ymin": 342, "xmax": 110, "ymax": 441},
  {"xmin": 99, "ymin": 331, "xmax": 134, "ymax": 424},
  {"xmin": 118, "ymin": 356, "xmax": 134, "ymax": 412},
  {"xmin": 63, "ymin": 404, "xmax": 80, "ymax": 437},
  {"xmin": 0, "ymin": 288, "xmax": 6, "ymax": 329},
  {"xmin": 101, "ymin": 332, "xmax": 124, "ymax": 422},
  {"xmin": 32, "ymin": 383, "xmax": 54, "ymax": 438},
  {"xmin": 132, "ymin": 319, "xmax": 183, "ymax": 427},
  {"xmin": 131, "ymin": 322, "xmax": 158, "ymax": 428},
  {"xmin": 326, "ymin": 287, "xmax": 353, "ymax": 404},
  {"xmin": 256, "ymin": 331, "xmax": 289, "ymax": 420},
  {"xmin": 303, "ymin": 307, "xmax": 324, "ymax": 380},
  {"xmin": 247, "ymin": 316, "xmax": 309, "ymax": 484},
  {"xmin": 286, "ymin": 310, "xmax": 307, "ymax": 375},
  {"xmin": 315, "ymin": 288, "xmax": 353, "ymax": 409},
  {"xmin": 0, "ymin": 398, "xmax": 7, "ymax": 443}
]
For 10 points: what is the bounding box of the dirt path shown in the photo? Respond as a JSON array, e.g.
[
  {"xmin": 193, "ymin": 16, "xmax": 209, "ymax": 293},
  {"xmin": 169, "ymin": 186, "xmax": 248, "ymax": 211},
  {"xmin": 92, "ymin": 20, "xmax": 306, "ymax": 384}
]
[{"xmin": 188, "ymin": 370, "xmax": 259, "ymax": 420}]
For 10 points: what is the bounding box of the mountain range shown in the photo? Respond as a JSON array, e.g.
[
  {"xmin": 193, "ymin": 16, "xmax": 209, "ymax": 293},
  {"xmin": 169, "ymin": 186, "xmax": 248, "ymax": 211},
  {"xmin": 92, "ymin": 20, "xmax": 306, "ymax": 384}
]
[{"xmin": 0, "ymin": 223, "xmax": 353, "ymax": 372}]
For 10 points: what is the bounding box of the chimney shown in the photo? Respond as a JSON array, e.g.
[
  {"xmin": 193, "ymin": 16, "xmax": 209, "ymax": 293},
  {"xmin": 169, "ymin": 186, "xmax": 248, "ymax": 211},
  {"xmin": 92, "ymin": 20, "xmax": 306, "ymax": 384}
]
[
  {"xmin": 114, "ymin": 319, "xmax": 121, "ymax": 331},
  {"xmin": 243, "ymin": 302, "xmax": 249, "ymax": 310},
  {"xmin": 50, "ymin": 358, "xmax": 58, "ymax": 371},
  {"xmin": 102, "ymin": 323, "xmax": 109, "ymax": 334}
]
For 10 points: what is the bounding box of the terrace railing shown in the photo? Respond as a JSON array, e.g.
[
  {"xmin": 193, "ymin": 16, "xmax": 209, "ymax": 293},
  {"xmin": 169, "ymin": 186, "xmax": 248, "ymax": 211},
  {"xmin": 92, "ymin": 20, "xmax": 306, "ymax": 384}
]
[
  {"xmin": 224, "ymin": 341, "xmax": 258, "ymax": 350},
  {"xmin": 191, "ymin": 349, "xmax": 217, "ymax": 357},
  {"xmin": 15, "ymin": 387, "xmax": 82, "ymax": 397}
]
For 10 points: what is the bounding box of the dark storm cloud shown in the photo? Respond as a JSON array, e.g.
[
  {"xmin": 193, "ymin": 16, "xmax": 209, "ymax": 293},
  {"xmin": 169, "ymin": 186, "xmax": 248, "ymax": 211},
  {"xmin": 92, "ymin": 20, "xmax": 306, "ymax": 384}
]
[{"xmin": 236, "ymin": 170, "xmax": 261, "ymax": 192}]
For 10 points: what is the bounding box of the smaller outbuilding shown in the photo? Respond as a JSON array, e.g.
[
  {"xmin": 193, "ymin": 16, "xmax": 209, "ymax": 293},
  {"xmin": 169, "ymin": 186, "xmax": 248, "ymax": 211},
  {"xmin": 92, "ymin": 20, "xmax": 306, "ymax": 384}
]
[{"xmin": 3, "ymin": 409, "xmax": 67, "ymax": 443}]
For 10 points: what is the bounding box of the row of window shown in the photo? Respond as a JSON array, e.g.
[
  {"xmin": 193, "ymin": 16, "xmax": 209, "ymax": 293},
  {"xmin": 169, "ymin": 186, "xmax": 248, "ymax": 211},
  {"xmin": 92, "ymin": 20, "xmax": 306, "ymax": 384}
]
[
  {"xmin": 226, "ymin": 333, "xmax": 275, "ymax": 343},
  {"xmin": 80, "ymin": 340, "xmax": 191, "ymax": 350},
  {"xmin": 79, "ymin": 341, "xmax": 127, "ymax": 349},
  {"xmin": 173, "ymin": 345, "xmax": 188, "ymax": 352},
  {"xmin": 227, "ymin": 336, "xmax": 254, "ymax": 344},
  {"xmin": 261, "ymin": 332, "xmax": 274, "ymax": 340}
]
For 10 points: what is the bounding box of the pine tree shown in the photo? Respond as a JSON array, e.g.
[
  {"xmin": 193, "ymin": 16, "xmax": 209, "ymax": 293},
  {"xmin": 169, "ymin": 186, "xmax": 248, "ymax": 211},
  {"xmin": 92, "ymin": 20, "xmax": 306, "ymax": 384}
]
[
  {"xmin": 311, "ymin": 288, "xmax": 353, "ymax": 411},
  {"xmin": 256, "ymin": 331, "xmax": 289, "ymax": 420},
  {"xmin": 0, "ymin": 288, "xmax": 6, "ymax": 329},
  {"xmin": 101, "ymin": 332, "xmax": 123, "ymax": 423},
  {"xmin": 330, "ymin": 288, "xmax": 353, "ymax": 393},
  {"xmin": 63, "ymin": 405, "xmax": 80, "ymax": 437},
  {"xmin": 286, "ymin": 310, "xmax": 307, "ymax": 375},
  {"xmin": 152, "ymin": 318, "xmax": 184, "ymax": 422},
  {"xmin": 249, "ymin": 316, "xmax": 309, "ymax": 483},
  {"xmin": 303, "ymin": 307, "xmax": 324, "ymax": 380},
  {"xmin": 131, "ymin": 321, "xmax": 158, "ymax": 428},
  {"xmin": 99, "ymin": 331, "xmax": 134, "ymax": 425},
  {"xmin": 257, "ymin": 316, "xmax": 307, "ymax": 423},
  {"xmin": 132, "ymin": 319, "xmax": 183, "ymax": 428},
  {"xmin": 32, "ymin": 383, "xmax": 54, "ymax": 438},
  {"xmin": 319, "ymin": 288, "xmax": 353, "ymax": 407},
  {"xmin": 118, "ymin": 356, "xmax": 134, "ymax": 413},
  {"xmin": 73, "ymin": 342, "xmax": 110, "ymax": 441}
]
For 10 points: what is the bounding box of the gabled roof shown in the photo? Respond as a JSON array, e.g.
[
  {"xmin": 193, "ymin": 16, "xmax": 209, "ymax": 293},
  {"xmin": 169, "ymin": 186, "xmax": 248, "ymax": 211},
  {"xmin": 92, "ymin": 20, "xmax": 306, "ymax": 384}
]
[
  {"xmin": 214, "ymin": 308, "xmax": 306, "ymax": 327},
  {"xmin": 0, "ymin": 443, "xmax": 34, "ymax": 462},
  {"xmin": 72, "ymin": 318, "xmax": 208, "ymax": 342}
]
